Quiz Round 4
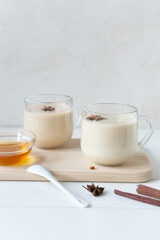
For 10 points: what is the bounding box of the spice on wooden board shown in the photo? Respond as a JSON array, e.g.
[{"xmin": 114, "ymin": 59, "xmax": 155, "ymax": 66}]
[
  {"xmin": 114, "ymin": 189, "xmax": 160, "ymax": 207},
  {"xmin": 136, "ymin": 184, "xmax": 160, "ymax": 199},
  {"xmin": 42, "ymin": 106, "xmax": 55, "ymax": 111},
  {"xmin": 89, "ymin": 166, "xmax": 95, "ymax": 170},
  {"xmin": 83, "ymin": 183, "xmax": 104, "ymax": 197},
  {"xmin": 86, "ymin": 114, "xmax": 107, "ymax": 121}
]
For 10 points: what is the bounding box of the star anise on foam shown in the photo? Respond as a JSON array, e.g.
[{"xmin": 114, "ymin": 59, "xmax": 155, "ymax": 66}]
[
  {"xmin": 86, "ymin": 114, "xmax": 107, "ymax": 121},
  {"xmin": 42, "ymin": 106, "xmax": 55, "ymax": 111}
]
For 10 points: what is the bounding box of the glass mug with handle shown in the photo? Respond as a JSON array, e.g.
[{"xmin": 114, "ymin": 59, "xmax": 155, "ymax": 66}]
[
  {"xmin": 81, "ymin": 103, "xmax": 153, "ymax": 165},
  {"xmin": 24, "ymin": 94, "xmax": 73, "ymax": 148}
]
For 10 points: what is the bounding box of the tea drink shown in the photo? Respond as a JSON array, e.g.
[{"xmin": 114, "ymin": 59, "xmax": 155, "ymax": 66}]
[
  {"xmin": 24, "ymin": 103, "xmax": 73, "ymax": 148},
  {"xmin": 81, "ymin": 114, "xmax": 137, "ymax": 165}
]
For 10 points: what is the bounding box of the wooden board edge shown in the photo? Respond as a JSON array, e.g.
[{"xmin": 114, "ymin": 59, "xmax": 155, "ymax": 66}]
[{"xmin": 0, "ymin": 167, "xmax": 152, "ymax": 182}]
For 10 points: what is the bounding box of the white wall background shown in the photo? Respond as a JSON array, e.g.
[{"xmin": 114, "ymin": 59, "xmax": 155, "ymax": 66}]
[{"xmin": 0, "ymin": 0, "xmax": 160, "ymax": 127}]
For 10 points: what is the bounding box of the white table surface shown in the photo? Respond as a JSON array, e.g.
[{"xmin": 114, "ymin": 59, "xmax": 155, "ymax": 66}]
[{"xmin": 0, "ymin": 129, "xmax": 160, "ymax": 240}]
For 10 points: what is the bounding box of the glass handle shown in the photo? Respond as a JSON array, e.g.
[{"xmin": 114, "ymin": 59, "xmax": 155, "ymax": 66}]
[
  {"xmin": 73, "ymin": 104, "xmax": 82, "ymax": 128},
  {"xmin": 75, "ymin": 115, "xmax": 82, "ymax": 128},
  {"xmin": 138, "ymin": 115, "xmax": 153, "ymax": 150}
]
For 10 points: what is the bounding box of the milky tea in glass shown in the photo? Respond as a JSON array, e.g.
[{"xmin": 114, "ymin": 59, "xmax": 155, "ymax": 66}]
[
  {"xmin": 81, "ymin": 104, "xmax": 153, "ymax": 165},
  {"xmin": 24, "ymin": 94, "xmax": 73, "ymax": 148}
]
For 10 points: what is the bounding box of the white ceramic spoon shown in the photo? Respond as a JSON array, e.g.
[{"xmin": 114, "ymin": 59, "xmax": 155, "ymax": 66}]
[{"xmin": 27, "ymin": 165, "xmax": 89, "ymax": 208}]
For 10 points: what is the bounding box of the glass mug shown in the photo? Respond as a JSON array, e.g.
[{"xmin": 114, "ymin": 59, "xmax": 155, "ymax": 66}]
[
  {"xmin": 81, "ymin": 103, "xmax": 153, "ymax": 165},
  {"xmin": 24, "ymin": 94, "xmax": 73, "ymax": 148}
]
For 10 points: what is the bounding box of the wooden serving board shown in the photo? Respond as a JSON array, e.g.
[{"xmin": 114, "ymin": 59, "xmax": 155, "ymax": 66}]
[{"xmin": 0, "ymin": 139, "xmax": 153, "ymax": 182}]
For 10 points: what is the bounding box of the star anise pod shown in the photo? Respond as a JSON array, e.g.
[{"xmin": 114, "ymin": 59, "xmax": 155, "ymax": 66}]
[
  {"xmin": 42, "ymin": 106, "xmax": 55, "ymax": 111},
  {"xmin": 82, "ymin": 183, "xmax": 104, "ymax": 197},
  {"xmin": 86, "ymin": 114, "xmax": 107, "ymax": 121},
  {"xmin": 86, "ymin": 114, "xmax": 95, "ymax": 121}
]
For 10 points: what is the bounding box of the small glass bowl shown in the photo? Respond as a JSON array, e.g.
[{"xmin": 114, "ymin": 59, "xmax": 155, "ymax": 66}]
[{"xmin": 0, "ymin": 128, "xmax": 36, "ymax": 166}]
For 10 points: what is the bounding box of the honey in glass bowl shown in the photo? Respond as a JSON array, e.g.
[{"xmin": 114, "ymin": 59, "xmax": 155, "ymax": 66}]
[{"xmin": 0, "ymin": 129, "xmax": 36, "ymax": 166}]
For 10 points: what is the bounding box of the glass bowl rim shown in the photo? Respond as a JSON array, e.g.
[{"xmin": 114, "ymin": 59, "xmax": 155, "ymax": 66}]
[{"xmin": 0, "ymin": 128, "xmax": 36, "ymax": 155}]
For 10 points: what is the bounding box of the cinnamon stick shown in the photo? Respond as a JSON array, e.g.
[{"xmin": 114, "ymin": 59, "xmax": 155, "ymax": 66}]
[
  {"xmin": 136, "ymin": 184, "xmax": 160, "ymax": 200},
  {"xmin": 114, "ymin": 189, "xmax": 160, "ymax": 207}
]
